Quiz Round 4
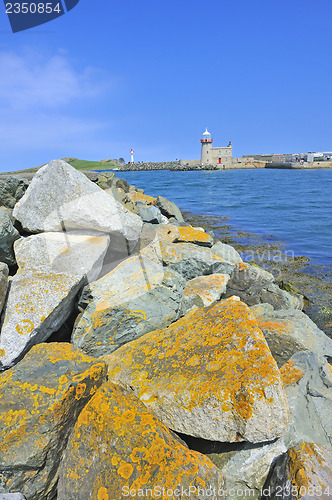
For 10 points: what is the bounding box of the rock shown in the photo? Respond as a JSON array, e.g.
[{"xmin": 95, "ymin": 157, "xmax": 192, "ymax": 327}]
[
  {"xmin": 261, "ymin": 443, "xmax": 332, "ymax": 500},
  {"xmin": 72, "ymin": 255, "xmax": 185, "ymax": 357},
  {"xmin": 57, "ymin": 382, "xmax": 224, "ymax": 500},
  {"xmin": 14, "ymin": 231, "xmax": 110, "ymax": 283},
  {"xmin": 0, "ymin": 271, "xmax": 85, "ymax": 370},
  {"xmin": 183, "ymin": 274, "xmax": 230, "ymax": 307},
  {"xmin": 127, "ymin": 191, "xmax": 156, "ymax": 205},
  {"xmin": 174, "ymin": 226, "xmax": 213, "ymax": 247},
  {"xmin": 136, "ymin": 202, "xmax": 162, "ymax": 224},
  {"xmin": 155, "ymin": 195, "xmax": 184, "ymax": 222},
  {"xmin": 212, "ymin": 241, "xmax": 243, "ymax": 263},
  {"xmin": 208, "ymin": 439, "xmax": 287, "ymax": 500},
  {"xmin": 104, "ymin": 298, "xmax": 289, "ymax": 443},
  {"xmin": 225, "ymin": 264, "xmax": 304, "ymax": 310},
  {"xmin": 280, "ymin": 351, "xmax": 332, "ymax": 449},
  {"xmin": 0, "ymin": 343, "xmax": 107, "ymax": 499},
  {"xmin": 250, "ymin": 303, "xmax": 274, "ymax": 317},
  {"xmin": 0, "ymin": 176, "xmax": 29, "ymax": 209},
  {"xmin": 0, "ymin": 263, "xmax": 9, "ymax": 316},
  {"xmin": 0, "ymin": 208, "xmax": 20, "ymax": 267},
  {"xmin": 160, "ymin": 242, "xmax": 235, "ymax": 280},
  {"xmin": 257, "ymin": 310, "xmax": 332, "ymax": 367},
  {"xmin": 0, "ymin": 495, "xmax": 26, "ymax": 500},
  {"xmin": 154, "ymin": 223, "xmax": 180, "ymax": 243},
  {"xmin": 12, "ymin": 160, "xmax": 142, "ymax": 242}
]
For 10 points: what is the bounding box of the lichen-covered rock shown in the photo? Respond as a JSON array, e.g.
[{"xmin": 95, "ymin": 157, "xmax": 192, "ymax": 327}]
[
  {"xmin": 209, "ymin": 439, "xmax": 287, "ymax": 500},
  {"xmin": 160, "ymin": 242, "xmax": 235, "ymax": 280},
  {"xmin": 72, "ymin": 255, "xmax": 185, "ymax": 357},
  {"xmin": 280, "ymin": 351, "xmax": 332, "ymax": 449},
  {"xmin": 127, "ymin": 191, "xmax": 156, "ymax": 206},
  {"xmin": 0, "ymin": 263, "xmax": 9, "ymax": 316},
  {"xmin": 0, "ymin": 208, "xmax": 20, "ymax": 267},
  {"xmin": 175, "ymin": 226, "xmax": 213, "ymax": 247},
  {"xmin": 225, "ymin": 264, "xmax": 303, "ymax": 310},
  {"xmin": 261, "ymin": 443, "xmax": 332, "ymax": 500},
  {"xmin": 14, "ymin": 231, "xmax": 110, "ymax": 283},
  {"xmin": 212, "ymin": 241, "xmax": 243, "ymax": 264},
  {"xmin": 250, "ymin": 303, "xmax": 274, "ymax": 317},
  {"xmin": 0, "ymin": 494, "xmax": 27, "ymax": 499},
  {"xmin": 0, "ymin": 271, "xmax": 85, "ymax": 370},
  {"xmin": 57, "ymin": 382, "xmax": 224, "ymax": 500},
  {"xmin": 154, "ymin": 195, "xmax": 184, "ymax": 222},
  {"xmin": 183, "ymin": 274, "xmax": 230, "ymax": 307},
  {"xmin": 12, "ymin": 160, "xmax": 142, "ymax": 242},
  {"xmin": 257, "ymin": 310, "xmax": 332, "ymax": 367},
  {"xmin": 104, "ymin": 298, "xmax": 289, "ymax": 443},
  {"xmin": 0, "ymin": 343, "xmax": 107, "ymax": 500}
]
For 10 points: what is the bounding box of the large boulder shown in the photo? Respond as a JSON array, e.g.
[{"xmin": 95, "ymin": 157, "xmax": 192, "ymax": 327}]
[
  {"xmin": 104, "ymin": 298, "xmax": 289, "ymax": 443},
  {"xmin": 14, "ymin": 231, "xmax": 110, "ymax": 283},
  {"xmin": 280, "ymin": 351, "xmax": 332, "ymax": 449},
  {"xmin": 72, "ymin": 255, "xmax": 185, "ymax": 357},
  {"xmin": 0, "ymin": 208, "xmax": 20, "ymax": 267},
  {"xmin": 0, "ymin": 263, "xmax": 9, "ymax": 316},
  {"xmin": 183, "ymin": 274, "xmax": 230, "ymax": 307},
  {"xmin": 57, "ymin": 382, "xmax": 224, "ymax": 500},
  {"xmin": 209, "ymin": 439, "xmax": 287, "ymax": 500},
  {"xmin": 154, "ymin": 195, "xmax": 184, "ymax": 222},
  {"xmin": 12, "ymin": 160, "xmax": 142, "ymax": 242},
  {"xmin": 0, "ymin": 176, "xmax": 29, "ymax": 209},
  {"xmin": 225, "ymin": 264, "xmax": 304, "ymax": 310},
  {"xmin": 261, "ymin": 443, "xmax": 332, "ymax": 500},
  {"xmin": 0, "ymin": 343, "xmax": 107, "ymax": 499},
  {"xmin": 212, "ymin": 241, "xmax": 243, "ymax": 263},
  {"xmin": 0, "ymin": 271, "xmax": 85, "ymax": 370},
  {"xmin": 257, "ymin": 310, "xmax": 332, "ymax": 367},
  {"xmin": 160, "ymin": 242, "xmax": 235, "ymax": 280}
]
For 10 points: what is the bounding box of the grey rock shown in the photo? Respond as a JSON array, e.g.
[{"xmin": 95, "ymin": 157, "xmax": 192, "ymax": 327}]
[
  {"xmin": 261, "ymin": 443, "xmax": 332, "ymax": 500},
  {"xmin": 183, "ymin": 274, "xmax": 230, "ymax": 307},
  {"xmin": 72, "ymin": 254, "xmax": 185, "ymax": 357},
  {"xmin": 281, "ymin": 351, "xmax": 332, "ymax": 449},
  {"xmin": 0, "ymin": 263, "xmax": 9, "ymax": 316},
  {"xmin": 13, "ymin": 160, "xmax": 142, "ymax": 242},
  {"xmin": 225, "ymin": 264, "xmax": 303, "ymax": 310},
  {"xmin": 155, "ymin": 195, "xmax": 184, "ymax": 222},
  {"xmin": 257, "ymin": 310, "xmax": 332, "ymax": 367},
  {"xmin": 161, "ymin": 242, "xmax": 235, "ymax": 280},
  {"xmin": 208, "ymin": 439, "xmax": 287, "ymax": 500},
  {"xmin": 0, "ymin": 495, "xmax": 26, "ymax": 499},
  {"xmin": 0, "ymin": 176, "xmax": 29, "ymax": 209},
  {"xmin": 0, "ymin": 208, "xmax": 20, "ymax": 267},
  {"xmin": 212, "ymin": 241, "xmax": 243, "ymax": 264},
  {"xmin": 250, "ymin": 303, "xmax": 274, "ymax": 317},
  {"xmin": 0, "ymin": 271, "xmax": 85, "ymax": 370},
  {"xmin": 14, "ymin": 231, "xmax": 110, "ymax": 283},
  {"xmin": 136, "ymin": 202, "xmax": 162, "ymax": 224},
  {"xmin": 0, "ymin": 343, "xmax": 107, "ymax": 500}
]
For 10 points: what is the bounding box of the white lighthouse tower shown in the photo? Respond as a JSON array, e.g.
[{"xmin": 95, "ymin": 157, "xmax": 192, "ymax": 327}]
[
  {"xmin": 130, "ymin": 148, "xmax": 134, "ymax": 164},
  {"xmin": 200, "ymin": 128, "xmax": 213, "ymax": 165}
]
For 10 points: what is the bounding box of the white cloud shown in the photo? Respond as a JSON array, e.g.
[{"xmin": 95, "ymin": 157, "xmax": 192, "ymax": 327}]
[{"xmin": 0, "ymin": 49, "xmax": 111, "ymax": 110}]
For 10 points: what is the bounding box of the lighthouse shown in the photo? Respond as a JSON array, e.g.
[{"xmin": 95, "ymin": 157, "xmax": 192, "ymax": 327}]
[
  {"xmin": 130, "ymin": 149, "xmax": 134, "ymax": 164},
  {"xmin": 200, "ymin": 129, "xmax": 213, "ymax": 165}
]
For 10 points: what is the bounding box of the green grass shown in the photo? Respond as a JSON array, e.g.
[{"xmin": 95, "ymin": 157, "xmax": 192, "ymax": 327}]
[{"xmin": 1, "ymin": 158, "xmax": 120, "ymax": 176}]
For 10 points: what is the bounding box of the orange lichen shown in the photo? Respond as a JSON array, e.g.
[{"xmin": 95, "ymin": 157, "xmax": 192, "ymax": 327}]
[
  {"xmin": 176, "ymin": 227, "xmax": 212, "ymax": 245},
  {"xmin": 117, "ymin": 462, "xmax": 134, "ymax": 479},
  {"xmin": 97, "ymin": 486, "xmax": 109, "ymax": 500},
  {"xmin": 15, "ymin": 319, "xmax": 34, "ymax": 335},
  {"xmin": 280, "ymin": 360, "xmax": 305, "ymax": 387}
]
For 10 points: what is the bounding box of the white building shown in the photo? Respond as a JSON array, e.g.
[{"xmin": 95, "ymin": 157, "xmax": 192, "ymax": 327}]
[{"xmin": 200, "ymin": 129, "xmax": 232, "ymax": 166}]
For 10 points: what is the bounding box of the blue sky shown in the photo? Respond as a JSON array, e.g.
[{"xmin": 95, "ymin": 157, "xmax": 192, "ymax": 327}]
[{"xmin": 0, "ymin": 0, "xmax": 332, "ymax": 171}]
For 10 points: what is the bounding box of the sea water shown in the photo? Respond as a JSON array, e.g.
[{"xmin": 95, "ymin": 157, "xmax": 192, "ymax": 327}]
[{"xmin": 117, "ymin": 168, "xmax": 332, "ymax": 266}]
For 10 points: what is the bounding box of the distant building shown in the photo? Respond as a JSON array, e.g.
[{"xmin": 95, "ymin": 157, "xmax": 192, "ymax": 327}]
[{"xmin": 200, "ymin": 129, "xmax": 232, "ymax": 166}]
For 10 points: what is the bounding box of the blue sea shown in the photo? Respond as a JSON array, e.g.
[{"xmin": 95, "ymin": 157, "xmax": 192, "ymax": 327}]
[{"xmin": 117, "ymin": 169, "xmax": 332, "ymax": 266}]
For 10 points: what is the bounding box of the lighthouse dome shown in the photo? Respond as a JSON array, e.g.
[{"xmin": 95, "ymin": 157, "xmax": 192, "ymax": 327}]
[{"xmin": 203, "ymin": 128, "xmax": 210, "ymax": 136}]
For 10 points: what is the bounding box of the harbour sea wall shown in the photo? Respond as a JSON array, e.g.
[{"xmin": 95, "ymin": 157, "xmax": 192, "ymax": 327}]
[{"xmin": 0, "ymin": 160, "xmax": 332, "ymax": 498}]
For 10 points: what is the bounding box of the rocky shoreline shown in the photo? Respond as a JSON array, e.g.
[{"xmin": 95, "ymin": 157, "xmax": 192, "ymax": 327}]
[{"xmin": 0, "ymin": 160, "xmax": 332, "ymax": 499}]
